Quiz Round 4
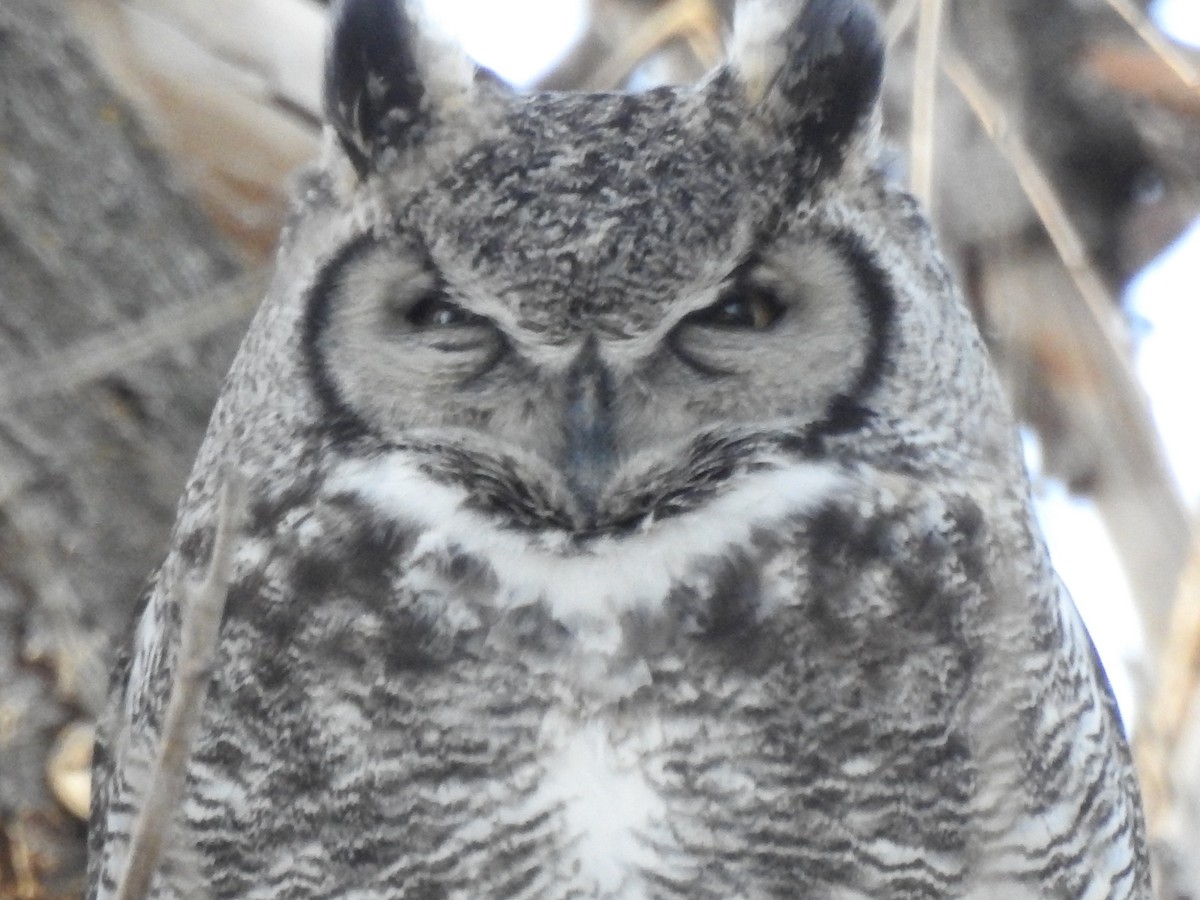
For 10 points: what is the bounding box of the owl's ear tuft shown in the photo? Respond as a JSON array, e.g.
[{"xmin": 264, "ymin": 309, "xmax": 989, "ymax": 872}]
[
  {"xmin": 729, "ymin": 0, "xmax": 884, "ymax": 174},
  {"xmin": 324, "ymin": 0, "xmax": 491, "ymax": 177}
]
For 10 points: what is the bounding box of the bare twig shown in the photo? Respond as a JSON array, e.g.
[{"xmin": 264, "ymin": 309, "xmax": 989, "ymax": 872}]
[
  {"xmin": 909, "ymin": 0, "xmax": 945, "ymax": 208},
  {"xmin": 942, "ymin": 50, "xmax": 1136, "ymax": 394},
  {"xmin": 942, "ymin": 48, "xmax": 1191, "ymax": 652},
  {"xmin": 885, "ymin": 0, "xmax": 922, "ymax": 46},
  {"xmin": 113, "ymin": 475, "xmax": 247, "ymax": 900},
  {"xmin": 0, "ymin": 269, "xmax": 266, "ymax": 409},
  {"xmin": 1139, "ymin": 536, "xmax": 1200, "ymax": 830},
  {"xmin": 1102, "ymin": 0, "xmax": 1200, "ymax": 94}
]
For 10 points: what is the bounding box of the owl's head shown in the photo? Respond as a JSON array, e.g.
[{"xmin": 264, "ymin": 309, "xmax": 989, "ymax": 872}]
[{"xmin": 243, "ymin": 0, "xmax": 1015, "ymax": 533}]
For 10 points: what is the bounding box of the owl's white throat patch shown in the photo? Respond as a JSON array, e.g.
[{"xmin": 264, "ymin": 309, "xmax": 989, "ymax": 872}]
[
  {"xmin": 530, "ymin": 714, "xmax": 669, "ymax": 897},
  {"xmin": 327, "ymin": 451, "xmax": 844, "ymax": 634}
]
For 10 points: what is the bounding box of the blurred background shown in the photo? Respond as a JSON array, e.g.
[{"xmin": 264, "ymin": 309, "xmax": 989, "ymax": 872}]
[{"xmin": 0, "ymin": 0, "xmax": 1197, "ymax": 895}]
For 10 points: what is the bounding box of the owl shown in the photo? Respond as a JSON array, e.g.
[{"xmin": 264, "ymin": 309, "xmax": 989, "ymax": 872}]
[{"xmin": 87, "ymin": 0, "xmax": 1151, "ymax": 896}]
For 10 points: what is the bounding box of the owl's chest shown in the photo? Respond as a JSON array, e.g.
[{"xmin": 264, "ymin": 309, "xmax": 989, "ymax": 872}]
[
  {"xmin": 205, "ymin": 474, "xmax": 987, "ymax": 897},
  {"xmin": 211, "ymin": 542, "xmax": 791, "ymax": 896},
  {"xmin": 309, "ymin": 530, "xmax": 972, "ymax": 895},
  {"xmin": 361, "ymin": 541, "xmax": 794, "ymax": 898}
]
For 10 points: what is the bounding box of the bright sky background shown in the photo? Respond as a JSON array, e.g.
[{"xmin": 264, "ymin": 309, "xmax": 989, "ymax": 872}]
[
  {"xmin": 421, "ymin": 0, "xmax": 1200, "ymax": 725},
  {"xmin": 421, "ymin": 0, "xmax": 587, "ymax": 86},
  {"xmin": 1152, "ymin": 0, "xmax": 1200, "ymax": 46},
  {"xmin": 1129, "ymin": 219, "xmax": 1200, "ymax": 511},
  {"xmin": 1057, "ymin": 1, "xmax": 1200, "ymax": 722}
]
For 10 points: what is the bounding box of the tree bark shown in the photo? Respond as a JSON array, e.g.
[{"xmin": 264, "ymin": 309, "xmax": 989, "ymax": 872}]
[{"xmin": 0, "ymin": 0, "xmax": 249, "ymax": 892}]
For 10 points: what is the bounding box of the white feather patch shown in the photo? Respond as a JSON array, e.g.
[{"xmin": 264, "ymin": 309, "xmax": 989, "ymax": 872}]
[
  {"xmin": 409, "ymin": 5, "xmax": 480, "ymax": 119},
  {"xmin": 327, "ymin": 453, "xmax": 844, "ymax": 634},
  {"xmin": 328, "ymin": 453, "xmax": 842, "ymax": 892},
  {"xmin": 729, "ymin": 0, "xmax": 794, "ymax": 104},
  {"xmin": 530, "ymin": 714, "xmax": 668, "ymax": 897}
]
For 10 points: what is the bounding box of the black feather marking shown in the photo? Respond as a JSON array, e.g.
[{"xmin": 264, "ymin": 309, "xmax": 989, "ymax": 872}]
[
  {"xmin": 177, "ymin": 526, "xmax": 214, "ymax": 569},
  {"xmin": 818, "ymin": 227, "xmax": 895, "ymax": 434},
  {"xmin": 766, "ymin": 0, "xmax": 885, "ymax": 190},
  {"xmin": 773, "ymin": 227, "xmax": 895, "ymax": 461},
  {"xmin": 302, "ymin": 233, "xmax": 379, "ymax": 444},
  {"xmin": 244, "ymin": 478, "xmax": 322, "ymax": 538},
  {"xmin": 325, "ymin": 0, "xmax": 427, "ymax": 176}
]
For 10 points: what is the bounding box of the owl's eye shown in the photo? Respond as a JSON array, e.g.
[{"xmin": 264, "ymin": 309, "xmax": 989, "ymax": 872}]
[
  {"xmin": 690, "ymin": 287, "xmax": 785, "ymax": 331},
  {"xmin": 405, "ymin": 293, "xmax": 484, "ymax": 329}
]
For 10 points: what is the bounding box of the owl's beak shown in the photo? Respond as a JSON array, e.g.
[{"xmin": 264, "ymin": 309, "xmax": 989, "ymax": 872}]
[{"xmin": 562, "ymin": 337, "xmax": 616, "ymax": 517}]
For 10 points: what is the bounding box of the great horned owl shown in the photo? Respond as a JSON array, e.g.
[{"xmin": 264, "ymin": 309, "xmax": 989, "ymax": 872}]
[{"xmin": 87, "ymin": 0, "xmax": 1151, "ymax": 896}]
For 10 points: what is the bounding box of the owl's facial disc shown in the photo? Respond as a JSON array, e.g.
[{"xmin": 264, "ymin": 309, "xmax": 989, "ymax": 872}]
[{"xmin": 308, "ymin": 229, "xmax": 888, "ymax": 531}]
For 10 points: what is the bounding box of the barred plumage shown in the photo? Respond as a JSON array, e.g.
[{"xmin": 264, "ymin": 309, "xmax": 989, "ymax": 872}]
[{"xmin": 87, "ymin": 0, "xmax": 1151, "ymax": 896}]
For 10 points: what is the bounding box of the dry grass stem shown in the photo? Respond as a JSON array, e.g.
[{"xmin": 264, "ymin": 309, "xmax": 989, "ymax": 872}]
[
  {"xmin": 1102, "ymin": 0, "xmax": 1200, "ymax": 93},
  {"xmin": 909, "ymin": 0, "xmax": 945, "ymax": 208},
  {"xmin": 942, "ymin": 50, "xmax": 1145, "ymax": 400},
  {"xmin": 884, "ymin": 0, "xmax": 922, "ymax": 46},
  {"xmin": 0, "ymin": 269, "xmax": 266, "ymax": 409},
  {"xmin": 590, "ymin": 0, "xmax": 723, "ymax": 89},
  {"xmin": 112, "ymin": 475, "xmax": 246, "ymax": 900},
  {"xmin": 945, "ymin": 47, "xmax": 1193, "ymax": 652},
  {"xmin": 1140, "ymin": 537, "xmax": 1200, "ymax": 829}
]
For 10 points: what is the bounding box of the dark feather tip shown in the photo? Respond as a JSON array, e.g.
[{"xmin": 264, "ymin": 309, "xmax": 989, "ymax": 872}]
[
  {"xmin": 324, "ymin": 0, "xmax": 426, "ymax": 175},
  {"xmin": 785, "ymin": 0, "xmax": 885, "ymax": 171}
]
